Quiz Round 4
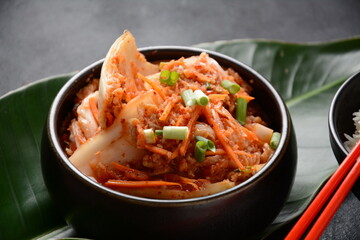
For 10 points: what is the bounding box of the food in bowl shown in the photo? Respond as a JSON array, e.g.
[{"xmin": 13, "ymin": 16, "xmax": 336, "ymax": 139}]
[
  {"xmin": 42, "ymin": 34, "xmax": 296, "ymax": 239},
  {"xmin": 344, "ymin": 109, "xmax": 360, "ymax": 151},
  {"xmin": 62, "ymin": 31, "xmax": 281, "ymax": 199}
]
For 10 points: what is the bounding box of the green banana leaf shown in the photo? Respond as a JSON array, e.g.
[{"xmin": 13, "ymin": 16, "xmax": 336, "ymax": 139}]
[{"xmin": 1, "ymin": 37, "xmax": 360, "ymax": 240}]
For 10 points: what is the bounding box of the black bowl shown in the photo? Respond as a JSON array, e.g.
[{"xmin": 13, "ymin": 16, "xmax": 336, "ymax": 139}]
[
  {"xmin": 41, "ymin": 46, "xmax": 297, "ymax": 239},
  {"xmin": 329, "ymin": 71, "xmax": 360, "ymax": 200}
]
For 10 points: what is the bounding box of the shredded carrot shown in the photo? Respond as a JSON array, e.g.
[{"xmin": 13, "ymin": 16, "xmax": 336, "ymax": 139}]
[
  {"xmin": 206, "ymin": 149, "xmax": 253, "ymax": 158},
  {"xmin": 235, "ymin": 150, "xmax": 253, "ymax": 158},
  {"xmin": 70, "ymin": 120, "xmax": 86, "ymax": 145},
  {"xmin": 222, "ymin": 118, "xmax": 258, "ymax": 145},
  {"xmin": 179, "ymin": 105, "xmax": 202, "ymax": 156},
  {"xmin": 105, "ymin": 180, "xmax": 182, "ymax": 188},
  {"xmin": 75, "ymin": 133, "xmax": 86, "ymax": 145},
  {"xmin": 184, "ymin": 69, "xmax": 212, "ymax": 83},
  {"xmin": 161, "ymin": 58, "xmax": 185, "ymax": 70},
  {"xmin": 169, "ymin": 145, "xmax": 181, "ymax": 160},
  {"xmin": 144, "ymin": 144, "xmax": 172, "ymax": 159},
  {"xmin": 217, "ymin": 107, "xmax": 261, "ymax": 144},
  {"xmin": 159, "ymin": 95, "xmax": 179, "ymax": 121},
  {"xmin": 205, "ymin": 149, "xmax": 226, "ymax": 155},
  {"xmin": 111, "ymin": 162, "xmax": 149, "ymax": 180},
  {"xmin": 175, "ymin": 115, "xmax": 184, "ymax": 126},
  {"xmin": 67, "ymin": 43, "xmax": 277, "ymax": 199},
  {"xmin": 163, "ymin": 174, "xmax": 200, "ymax": 190},
  {"xmin": 176, "ymin": 176, "xmax": 199, "ymax": 190},
  {"xmin": 235, "ymin": 94, "xmax": 255, "ymax": 102},
  {"xmin": 208, "ymin": 94, "xmax": 228, "ymax": 102},
  {"xmin": 241, "ymin": 124, "xmax": 261, "ymax": 142},
  {"xmin": 88, "ymin": 95, "xmax": 99, "ymax": 124},
  {"xmin": 203, "ymin": 105, "xmax": 245, "ymax": 170},
  {"xmin": 137, "ymin": 73, "xmax": 166, "ymax": 100}
]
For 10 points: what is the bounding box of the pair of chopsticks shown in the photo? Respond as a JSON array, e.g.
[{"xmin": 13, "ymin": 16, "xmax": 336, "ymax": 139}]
[{"xmin": 285, "ymin": 140, "xmax": 360, "ymax": 240}]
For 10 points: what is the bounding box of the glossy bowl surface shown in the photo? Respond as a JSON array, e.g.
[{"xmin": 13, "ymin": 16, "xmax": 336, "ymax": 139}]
[
  {"xmin": 329, "ymin": 71, "xmax": 360, "ymax": 200},
  {"xmin": 41, "ymin": 46, "xmax": 297, "ymax": 239}
]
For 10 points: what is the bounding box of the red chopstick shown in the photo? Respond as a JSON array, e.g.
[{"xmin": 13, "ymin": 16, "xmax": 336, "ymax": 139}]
[
  {"xmin": 305, "ymin": 158, "xmax": 360, "ymax": 239},
  {"xmin": 285, "ymin": 141, "xmax": 360, "ymax": 240}
]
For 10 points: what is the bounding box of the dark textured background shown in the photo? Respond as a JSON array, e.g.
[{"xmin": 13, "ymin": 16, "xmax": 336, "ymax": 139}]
[{"xmin": 1, "ymin": 0, "xmax": 360, "ymax": 239}]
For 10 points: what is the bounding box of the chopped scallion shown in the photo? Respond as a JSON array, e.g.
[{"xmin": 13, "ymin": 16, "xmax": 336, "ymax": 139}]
[
  {"xmin": 194, "ymin": 90, "xmax": 209, "ymax": 106},
  {"xmin": 159, "ymin": 70, "xmax": 170, "ymax": 84},
  {"xmin": 168, "ymin": 71, "xmax": 179, "ymax": 86},
  {"xmin": 236, "ymin": 97, "xmax": 247, "ymax": 125},
  {"xmin": 270, "ymin": 132, "xmax": 281, "ymax": 149},
  {"xmin": 163, "ymin": 126, "xmax": 189, "ymax": 140},
  {"xmin": 143, "ymin": 129, "xmax": 156, "ymax": 144},
  {"xmin": 181, "ymin": 89, "xmax": 196, "ymax": 107},
  {"xmin": 159, "ymin": 70, "xmax": 179, "ymax": 86},
  {"xmin": 195, "ymin": 136, "xmax": 216, "ymax": 152},
  {"xmin": 195, "ymin": 141, "xmax": 207, "ymax": 162},
  {"xmin": 241, "ymin": 166, "xmax": 254, "ymax": 174},
  {"xmin": 221, "ymin": 80, "xmax": 240, "ymax": 94},
  {"xmin": 155, "ymin": 130, "xmax": 163, "ymax": 136}
]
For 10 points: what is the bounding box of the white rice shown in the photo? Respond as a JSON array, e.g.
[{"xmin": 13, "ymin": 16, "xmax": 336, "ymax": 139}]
[{"xmin": 344, "ymin": 109, "xmax": 360, "ymax": 151}]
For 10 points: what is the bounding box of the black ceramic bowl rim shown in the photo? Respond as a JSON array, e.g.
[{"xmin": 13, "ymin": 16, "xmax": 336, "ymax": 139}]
[
  {"xmin": 48, "ymin": 46, "xmax": 290, "ymax": 205},
  {"xmin": 328, "ymin": 71, "xmax": 360, "ymax": 157}
]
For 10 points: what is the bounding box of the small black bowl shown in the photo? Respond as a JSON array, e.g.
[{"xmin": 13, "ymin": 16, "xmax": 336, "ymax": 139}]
[
  {"xmin": 329, "ymin": 71, "xmax": 360, "ymax": 200},
  {"xmin": 41, "ymin": 46, "xmax": 297, "ymax": 239}
]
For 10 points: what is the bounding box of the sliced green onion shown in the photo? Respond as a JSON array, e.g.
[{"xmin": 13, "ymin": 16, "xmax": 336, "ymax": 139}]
[
  {"xmin": 270, "ymin": 132, "xmax": 281, "ymax": 149},
  {"xmin": 195, "ymin": 141, "xmax": 207, "ymax": 162},
  {"xmin": 168, "ymin": 71, "xmax": 179, "ymax": 86},
  {"xmin": 195, "ymin": 136, "xmax": 216, "ymax": 152},
  {"xmin": 155, "ymin": 130, "xmax": 163, "ymax": 136},
  {"xmin": 221, "ymin": 80, "xmax": 240, "ymax": 94},
  {"xmin": 194, "ymin": 90, "xmax": 209, "ymax": 106},
  {"xmin": 143, "ymin": 129, "xmax": 156, "ymax": 144},
  {"xmin": 241, "ymin": 166, "xmax": 254, "ymax": 174},
  {"xmin": 181, "ymin": 89, "xmax": 196, "ymax": 107},
  {"xmin": 159, "ymin": 70, "xmax": 179, "ymax": 86},
  {"xmin": 163, "ymin": 126, "xmax": 189, "ymax": 140},
  {"xmin": 159, "ymin": 70, "xmax": 171, "ymax": 84},
  {"xmin": 236, "ymin": 97, "xmax": 247, "ymax": 125}
]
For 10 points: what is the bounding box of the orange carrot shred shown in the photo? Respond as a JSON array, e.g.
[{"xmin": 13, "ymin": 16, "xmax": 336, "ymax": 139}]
[
  {"xmin": 75, "ymin": 134, "xmax": 86, "ymax": 145},
  {"xmin": 206, "ymin": 149, "xmax": 253, "ymax": 158},
  {"xmin": 203, "ymin": 105, "xmax": 245, "ymax": 170},
  {"xmin": 242, "ymin": 124, "xmax": 261, "ymax": 142},
  {"xmin": 164, "ymin": 174, "xmax": 200, "ymax": 190},
  {"xmin": 144, "ymin": 144, "xmax": 172, "ymax": 159},
  {"xmin": 208, "ymin": 94, "xmax": 228, "ymax": 102},
  {"xmin": 169, "ymin": 145, "xmax": 181, "ymax": 160},
  {"xmin": 184, "ymin": 69, "xmax": 212, "ymax": 83},
  {"xmin": 235, "ymin": 94, "xmax": 255, "ymax": 102},
  {"xmin": 88, "ymin": 95, "xmax": 99, "ymax": 124},
  {"xmin": 105, "ymin": 180, "xmax": 182, "ymax": 188},
  {"xmin": 205, "ymin": 149, "xmax": 227, "ymax": 155},
  {"xmin": 216, "ymin": 107, "xmax": 261, "ymax": 144},
  {"xmin": 159, "ymin": 95, "xmax": 179, "ymax": 121},
  {"xmin": 161, "ymin": 58, "xmax": 185, "ymax": 71},
  {"xmin": 175, "ymin": 115, "xmax": 184, "ymax": 126},
  {"xmin": 111, "ymin": 162, "xmax": 149, "ymax": 180},
  {"xmin": 137, "ymin": 73, "xmax": 166, "ymax": 100},
  {"xmin": 178, "ymin": 176, "xmax": 200, "ymax": 190}
]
